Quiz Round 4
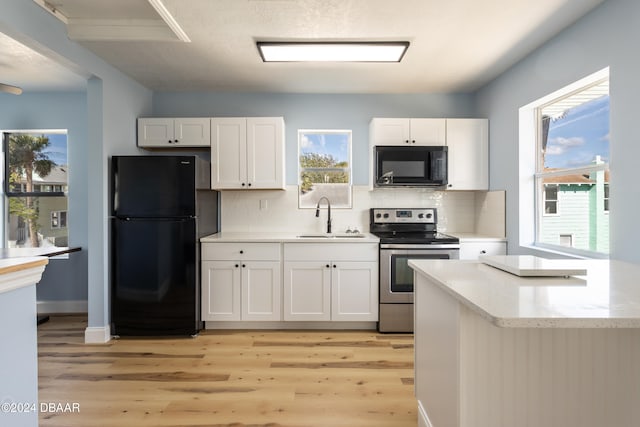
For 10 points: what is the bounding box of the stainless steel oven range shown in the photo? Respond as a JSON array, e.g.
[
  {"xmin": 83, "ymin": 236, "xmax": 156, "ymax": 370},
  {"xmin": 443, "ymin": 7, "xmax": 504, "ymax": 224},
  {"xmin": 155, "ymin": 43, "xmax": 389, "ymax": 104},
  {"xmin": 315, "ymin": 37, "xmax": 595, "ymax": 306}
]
[{"xmin": 370, "ymin": 208, "xmax": 459, "ymax": 333}]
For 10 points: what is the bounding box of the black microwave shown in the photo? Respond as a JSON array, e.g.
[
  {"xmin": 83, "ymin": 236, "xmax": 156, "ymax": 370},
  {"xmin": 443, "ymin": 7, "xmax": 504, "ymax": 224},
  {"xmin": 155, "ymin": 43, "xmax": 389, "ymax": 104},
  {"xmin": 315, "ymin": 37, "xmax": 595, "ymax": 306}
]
[{"xmin": 375, "ymin": 145, "xmax": 448, "ymax": 187}]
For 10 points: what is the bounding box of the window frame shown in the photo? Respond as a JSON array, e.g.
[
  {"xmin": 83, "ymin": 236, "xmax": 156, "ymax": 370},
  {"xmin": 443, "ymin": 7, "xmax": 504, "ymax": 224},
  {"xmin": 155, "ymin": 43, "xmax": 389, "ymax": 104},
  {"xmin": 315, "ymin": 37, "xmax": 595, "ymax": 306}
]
[
  {"xmin": 297, "ymin": 129, "xmax": 353, "ymax": 209},
  {"xmin": 2, "ymin": 130, "xmax": 69, "ymax": 248},
  {"xmin": 519, "ymin": 67, "xmax": 610, "ymax": 259}
]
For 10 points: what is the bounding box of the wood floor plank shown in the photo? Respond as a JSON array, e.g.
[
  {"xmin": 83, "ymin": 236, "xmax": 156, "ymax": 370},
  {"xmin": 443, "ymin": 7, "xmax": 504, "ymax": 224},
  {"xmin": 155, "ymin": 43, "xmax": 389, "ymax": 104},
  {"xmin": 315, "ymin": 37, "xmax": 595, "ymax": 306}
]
[{"xmin": 37, "ymin": 315, "xmax": 416, "ymax": 427}]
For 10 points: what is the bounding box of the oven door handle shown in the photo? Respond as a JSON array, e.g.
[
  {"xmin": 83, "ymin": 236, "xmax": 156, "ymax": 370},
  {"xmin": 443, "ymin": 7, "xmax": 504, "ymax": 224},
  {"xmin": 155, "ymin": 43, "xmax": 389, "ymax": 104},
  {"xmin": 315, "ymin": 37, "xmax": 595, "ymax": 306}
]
[{"xmin": 380, "ymin": 244, "xmax": 460, "ymax": 250}]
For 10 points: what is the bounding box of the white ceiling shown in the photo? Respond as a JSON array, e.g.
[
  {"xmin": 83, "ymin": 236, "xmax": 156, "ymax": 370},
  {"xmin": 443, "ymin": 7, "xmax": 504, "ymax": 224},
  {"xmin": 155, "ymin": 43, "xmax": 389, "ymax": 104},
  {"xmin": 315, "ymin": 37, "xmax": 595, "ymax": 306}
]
[{"xmin": 2, "ymin": 0, "xmax": 605, "ymax": 94}]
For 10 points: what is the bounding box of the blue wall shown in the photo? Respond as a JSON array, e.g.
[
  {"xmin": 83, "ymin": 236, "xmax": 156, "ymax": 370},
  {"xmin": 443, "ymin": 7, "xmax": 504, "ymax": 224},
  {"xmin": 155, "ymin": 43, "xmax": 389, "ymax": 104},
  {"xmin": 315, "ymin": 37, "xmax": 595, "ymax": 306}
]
[
  {"xmin": 0, "ymin": 92, "xmax": 88, "ymax": 302},
  {"xmin": 476, "ymin": 0, "xmax": 640, "ymax": 263},
  {"xmin": 152, "ymin": 92, "xmax": 476, "ymax": 184},
  {"xmin": 2, "ymin": 0, "xmax": 153, "ymax": 335}
]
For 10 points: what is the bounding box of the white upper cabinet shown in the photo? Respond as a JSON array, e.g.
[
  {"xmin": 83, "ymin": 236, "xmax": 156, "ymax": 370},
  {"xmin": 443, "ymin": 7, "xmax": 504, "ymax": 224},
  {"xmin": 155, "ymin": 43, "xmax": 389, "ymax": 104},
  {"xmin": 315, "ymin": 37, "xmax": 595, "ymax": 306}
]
[
  {"xmin": 137, "ymin": 118, "xmax": 211, "ymax": 148},
  {"xmin": 211, "ymin": 117, "xmax": 285, "ymax": 190},
  {"xmin": 370, "ymin": 118, "xmax": 446, "ymax": 146},
  {"xmin": 446, "ymin": 119, "xmax": 489, "ymax": 190}
]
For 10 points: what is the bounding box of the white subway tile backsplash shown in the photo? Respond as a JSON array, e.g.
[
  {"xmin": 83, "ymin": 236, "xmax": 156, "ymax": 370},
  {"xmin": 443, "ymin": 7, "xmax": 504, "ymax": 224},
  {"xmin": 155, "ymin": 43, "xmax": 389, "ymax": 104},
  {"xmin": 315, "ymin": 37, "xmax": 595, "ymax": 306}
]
[{"xmin": 220, "ymin": 186, "xmax": 499, "ymax": 234}]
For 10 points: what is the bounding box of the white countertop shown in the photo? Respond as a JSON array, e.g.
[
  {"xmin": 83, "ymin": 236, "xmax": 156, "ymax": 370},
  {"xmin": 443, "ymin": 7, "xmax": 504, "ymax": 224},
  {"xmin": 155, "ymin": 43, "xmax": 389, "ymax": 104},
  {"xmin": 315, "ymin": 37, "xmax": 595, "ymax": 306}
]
[
  {"xmin": 409, "ymin": 258, "xmax": 640, "ymax": 328},
  {"xmin": 201, "ymin": 231, "xmax": 380, "ymax": 243}
]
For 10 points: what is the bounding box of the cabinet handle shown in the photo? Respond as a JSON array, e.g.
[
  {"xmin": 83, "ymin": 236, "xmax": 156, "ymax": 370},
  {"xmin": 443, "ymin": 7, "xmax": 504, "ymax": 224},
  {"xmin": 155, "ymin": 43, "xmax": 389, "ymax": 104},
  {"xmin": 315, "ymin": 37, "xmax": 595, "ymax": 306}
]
[
  {"xmin": 248, "ymin": 183, "xmax": 252, "ymax": 187},
  {"xmin": 412, "ymin": 140, "xmax": 416, "ymax": 144},
  {"xmin": 333, "ymin": 264, "xmax": 337, "ymax": 268},
  {"xmin": 240, "ymin": 250, "xmax": 244, "ymax": 254},
  {"xmin": 174, "ymin": 139, "xmax": 178, "ymax": 143},
  {"xmin": 405, "ymin": 140, "xmax": 409, "ymax": 144},
  {"xmin": 326, "ymin": 264, "xmax": 330, "ymax": 268},
  {"xmin": 241, "ymin": 183, "xmax": 246, "ymax": 187},
  {"xmin": 480, "ymin": 250, "xmax": 487, "ymax": 254},
  {"xmin": 235, "ymin": 264, "xmax": 239, "ymax": 268},
  {"xmin": 242, "ymin": 264, "xmax": 246, "ymax": 268}
]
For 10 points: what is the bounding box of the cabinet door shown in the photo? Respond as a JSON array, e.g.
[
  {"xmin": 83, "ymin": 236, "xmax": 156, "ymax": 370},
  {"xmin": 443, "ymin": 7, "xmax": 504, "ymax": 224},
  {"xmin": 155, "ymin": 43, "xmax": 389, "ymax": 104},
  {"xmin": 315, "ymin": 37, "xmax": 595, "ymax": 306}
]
[
  {"xmin": 174, "ymin": 118, "xmax": 211, "ymax": 147},
  {"xmin": 446, "ymin": 119, "xmax": 489, "ymax": 190},
  {"xmin": 137, "ymin": 118, "xmax": 175, "ymax": 147},
  {"xmin": 201, "ymin": 260, "xmax": 241, "ymax": 321},
  {"xmin": 283, "ymin": 262, "xmax": 331, "ymax": 321},
  {"xmin": 410, "ymin": 119, "xmax": 446, "ymax": 146},
  {"xmin": 331, "ymin": 262, "xmax": 378, "ymax": 321},
  {"xmin": 246, "ymin": 117, "xmax": 285, "ymax": 189},
  {"xmin": 459, "ymin": 241, "xmax": 506, "ymax": 260},
  {"xmin": 370, "ymin": 118, "xmax": 411, "ymax": 145},
  {"xmin": 242, "ymin": 261, "xmax": 282, "ymax": 321},
  {"xmin": 211, "ymin": 118, "xmax": 247, "ymax": 189}
]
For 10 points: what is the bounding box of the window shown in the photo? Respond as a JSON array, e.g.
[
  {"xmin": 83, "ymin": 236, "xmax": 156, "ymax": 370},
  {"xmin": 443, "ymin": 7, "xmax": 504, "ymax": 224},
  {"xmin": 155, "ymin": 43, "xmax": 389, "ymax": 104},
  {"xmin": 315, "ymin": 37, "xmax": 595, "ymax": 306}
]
[
  {"xmin": 3, "ymin": 131, "xmax": 69, "ymax": 248},
  {"xmin": 51, "ymin": 210, "xmax": 68, "ymax": 229},
  {"xmin": 559, "ymin": 234, "xmax": 573, "ymax": 248},
  {"xmin": 543, "ymin": 184, "xmax": 558, "ymax": 215},
  {"xmin": 532, "ymin": 72, "xmax": 610, "ymax": 255},
  {"xmin": 298, "ymin": 130, "xmax": 352, "ymax": 208}
]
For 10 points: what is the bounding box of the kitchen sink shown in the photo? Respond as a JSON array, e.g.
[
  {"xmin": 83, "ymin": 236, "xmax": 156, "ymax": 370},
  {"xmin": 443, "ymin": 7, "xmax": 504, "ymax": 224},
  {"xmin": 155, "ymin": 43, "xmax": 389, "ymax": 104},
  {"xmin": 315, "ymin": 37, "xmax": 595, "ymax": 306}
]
[{"xmin": 297, "ymin": 233, "xmax": 367, "ymax": 239}]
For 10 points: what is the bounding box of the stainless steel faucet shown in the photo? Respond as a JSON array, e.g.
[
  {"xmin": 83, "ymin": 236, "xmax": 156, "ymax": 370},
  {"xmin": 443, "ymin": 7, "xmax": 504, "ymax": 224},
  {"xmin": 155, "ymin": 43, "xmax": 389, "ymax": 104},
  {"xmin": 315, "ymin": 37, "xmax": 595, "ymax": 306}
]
[{"xmin": 315, "ymin": 196, "xmax": 332, "ymax": 233}]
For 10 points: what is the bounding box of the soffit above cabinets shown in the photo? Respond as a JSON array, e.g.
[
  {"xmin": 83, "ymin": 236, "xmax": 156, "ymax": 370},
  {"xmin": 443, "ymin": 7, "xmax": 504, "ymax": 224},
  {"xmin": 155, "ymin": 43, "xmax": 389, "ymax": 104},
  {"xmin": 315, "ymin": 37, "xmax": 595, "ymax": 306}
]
[{"xmin": 33, "ymin": 0, "xmax": 189, "ymax": 42}]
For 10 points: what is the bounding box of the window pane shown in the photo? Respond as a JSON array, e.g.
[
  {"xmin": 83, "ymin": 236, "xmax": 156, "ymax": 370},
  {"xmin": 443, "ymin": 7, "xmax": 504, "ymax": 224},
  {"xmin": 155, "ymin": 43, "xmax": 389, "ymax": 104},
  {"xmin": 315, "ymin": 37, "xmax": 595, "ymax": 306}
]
[
  {"xmin": 537, "ymin": 177, "xmax": 609, "ymax": 253},
  {"xmin": 298, "ymin": 130, "xmax": 352, "ymax": 208},
  {"xmin": 7, "ymin": 133, "xmax": 68, "ymax": 194},
  {"xmin": 8, "ymin": 196, "xmax": 68, "ymax": 247},
  {"xmin": 536, "ymin": 77, "xmax": 610, "ymax": 255},
  {"xmin": 541, "ymin": 89, "xmax": 609, "ymax": 171}
]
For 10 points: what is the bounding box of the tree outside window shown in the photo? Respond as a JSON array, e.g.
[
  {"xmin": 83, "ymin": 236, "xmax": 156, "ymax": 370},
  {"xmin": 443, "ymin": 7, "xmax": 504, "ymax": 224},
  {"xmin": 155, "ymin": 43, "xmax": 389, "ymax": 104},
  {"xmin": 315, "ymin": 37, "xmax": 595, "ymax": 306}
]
[{"xmin": 4, "ymin": 131, "xmax": 68, "ymax": 248}]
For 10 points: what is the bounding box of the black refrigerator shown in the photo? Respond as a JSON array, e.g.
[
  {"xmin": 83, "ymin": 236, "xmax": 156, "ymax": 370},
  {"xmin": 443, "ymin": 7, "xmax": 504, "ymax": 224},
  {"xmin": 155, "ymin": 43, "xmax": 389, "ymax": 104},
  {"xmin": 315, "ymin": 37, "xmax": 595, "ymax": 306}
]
[{"xmin": 110, "ymin": 155, "xmax": 219, "ymax": 336}]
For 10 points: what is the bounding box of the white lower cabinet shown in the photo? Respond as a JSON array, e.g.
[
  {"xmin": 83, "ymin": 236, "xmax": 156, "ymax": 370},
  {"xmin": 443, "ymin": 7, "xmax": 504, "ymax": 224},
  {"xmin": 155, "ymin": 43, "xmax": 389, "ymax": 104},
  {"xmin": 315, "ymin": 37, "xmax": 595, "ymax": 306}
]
[
  {"xmin": 201, "ymin": 243, "xmax": 281, "ymax": 321},
  {"xmin": 282, "ymin": 261, "xmax": 331, "ymax": 321},
  {"xmin": 202, "ymin": 241, "xmax": 379, "ymax": 325},
  {"xmin": 459, "ymin": 241, "xmax": 507, "ymax": 260},
  {"xmin": 283, "ymin": 243, "xmax": 378, "ymax": 322}
]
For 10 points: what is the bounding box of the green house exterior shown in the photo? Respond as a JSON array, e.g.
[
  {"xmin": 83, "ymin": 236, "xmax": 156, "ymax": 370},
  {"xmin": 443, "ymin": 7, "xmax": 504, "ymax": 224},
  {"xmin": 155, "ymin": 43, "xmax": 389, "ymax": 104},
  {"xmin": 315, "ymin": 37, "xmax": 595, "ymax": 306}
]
[{"xmin": 540, "ymin": 170, "xmax": 609, "ymax": 254}]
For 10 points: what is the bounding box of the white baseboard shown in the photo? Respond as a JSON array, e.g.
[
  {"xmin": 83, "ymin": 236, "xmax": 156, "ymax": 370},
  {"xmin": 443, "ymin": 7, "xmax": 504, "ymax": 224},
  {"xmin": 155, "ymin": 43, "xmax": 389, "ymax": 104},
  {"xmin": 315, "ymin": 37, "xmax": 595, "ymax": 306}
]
[
  {"xmin": 37, "ymin": 300, "xmax": 87, "ymax": 314},
  {"xmin": 84, "ymin": 325, "xmax": 111, "ymax": 344},
  {"xmin": 204, "ymin": 321, "xmax": 378, "ymax": 330}
]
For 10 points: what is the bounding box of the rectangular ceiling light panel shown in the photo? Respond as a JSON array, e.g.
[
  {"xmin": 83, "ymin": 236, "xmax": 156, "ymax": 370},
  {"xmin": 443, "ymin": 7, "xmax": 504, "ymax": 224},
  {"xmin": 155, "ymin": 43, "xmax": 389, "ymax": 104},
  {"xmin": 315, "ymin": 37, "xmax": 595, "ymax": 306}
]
[{"xmin": 257, "ymin": 42, "xmax": 409, "ymax": 62}]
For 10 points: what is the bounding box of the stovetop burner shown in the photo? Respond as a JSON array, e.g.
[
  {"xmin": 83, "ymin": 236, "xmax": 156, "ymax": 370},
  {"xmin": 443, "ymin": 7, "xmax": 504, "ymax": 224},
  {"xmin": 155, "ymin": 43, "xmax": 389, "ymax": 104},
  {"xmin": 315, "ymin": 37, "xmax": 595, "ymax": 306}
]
[
  {"xmin": 372, "ymin": 231, "xmax": 459, "ymax": 245},
  {"xmin": 369, "ymin": 208, "xmax": 459, "ymax": 245}
]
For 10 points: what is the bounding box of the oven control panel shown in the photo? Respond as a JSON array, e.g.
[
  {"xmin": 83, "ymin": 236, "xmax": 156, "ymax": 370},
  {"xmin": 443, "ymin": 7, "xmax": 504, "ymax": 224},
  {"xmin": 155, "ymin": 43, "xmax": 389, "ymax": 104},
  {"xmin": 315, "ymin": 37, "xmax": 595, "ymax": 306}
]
[{"xmin": 371, "ymin": 208, "xmax": 436, "ymax": 224}]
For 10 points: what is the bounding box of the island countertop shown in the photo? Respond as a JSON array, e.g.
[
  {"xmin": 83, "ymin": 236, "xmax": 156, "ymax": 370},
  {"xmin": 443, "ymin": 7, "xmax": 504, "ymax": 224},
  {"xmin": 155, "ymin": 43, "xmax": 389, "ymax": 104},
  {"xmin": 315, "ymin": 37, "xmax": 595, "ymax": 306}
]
[{"xmin": 408, "ymin": 258, "xmax": 640, "ymax": 328}]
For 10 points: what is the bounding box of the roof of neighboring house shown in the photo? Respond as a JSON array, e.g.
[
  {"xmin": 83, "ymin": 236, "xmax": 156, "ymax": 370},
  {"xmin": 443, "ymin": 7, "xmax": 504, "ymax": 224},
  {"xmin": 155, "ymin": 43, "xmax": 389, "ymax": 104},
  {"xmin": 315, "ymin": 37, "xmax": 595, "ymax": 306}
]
[
  {"xmin": 542, "ymin": 169, "xmax": 610, "ymax": 185},
  {"xmin": 17, "ymin": 165, "xmax": 68, "ymax": 185}
]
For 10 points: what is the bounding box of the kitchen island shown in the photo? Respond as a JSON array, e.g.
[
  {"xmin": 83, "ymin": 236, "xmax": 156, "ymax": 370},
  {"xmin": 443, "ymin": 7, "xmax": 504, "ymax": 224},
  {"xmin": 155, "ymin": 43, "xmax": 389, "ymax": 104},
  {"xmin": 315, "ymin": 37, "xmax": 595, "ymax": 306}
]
[
  {"xmin": 409, "ymin": 258, "xmax": 640, "ymax": 427},
  {"xmin": 0, "ymin": 257, "xmax": 49, "ymax": 427}
]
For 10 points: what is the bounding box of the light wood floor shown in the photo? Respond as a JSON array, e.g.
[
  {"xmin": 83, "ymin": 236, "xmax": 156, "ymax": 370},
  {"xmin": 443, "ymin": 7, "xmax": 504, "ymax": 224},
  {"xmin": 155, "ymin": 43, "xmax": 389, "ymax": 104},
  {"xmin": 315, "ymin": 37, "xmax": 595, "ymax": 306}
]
[{"xmin": 38, "ymin": 315, "xmax": 417, "ymax": 427}]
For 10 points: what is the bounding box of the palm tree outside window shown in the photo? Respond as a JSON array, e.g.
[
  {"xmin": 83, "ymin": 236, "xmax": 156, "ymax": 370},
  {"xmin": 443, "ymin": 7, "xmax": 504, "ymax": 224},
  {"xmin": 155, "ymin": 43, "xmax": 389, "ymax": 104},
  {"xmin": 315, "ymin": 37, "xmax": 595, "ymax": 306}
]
[{"xmin": 3, "ymin": 131, "xmax": 69, "ymax": 248}]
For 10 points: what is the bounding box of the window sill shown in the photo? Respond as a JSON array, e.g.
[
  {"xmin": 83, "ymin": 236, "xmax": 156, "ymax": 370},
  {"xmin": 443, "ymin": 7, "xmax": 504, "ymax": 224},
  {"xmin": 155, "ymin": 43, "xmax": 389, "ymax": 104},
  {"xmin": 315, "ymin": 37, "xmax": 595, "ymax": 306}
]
[{"xmin": 521, "ymin": 243, "xmax": 609, "ymax": 260}]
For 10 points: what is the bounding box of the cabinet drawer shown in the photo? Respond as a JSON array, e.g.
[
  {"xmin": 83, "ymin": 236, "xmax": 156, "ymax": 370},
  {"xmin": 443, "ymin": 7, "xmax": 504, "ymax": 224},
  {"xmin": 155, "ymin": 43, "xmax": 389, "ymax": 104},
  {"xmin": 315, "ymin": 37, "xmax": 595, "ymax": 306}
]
[
  {"xmin": 283, "ymin": 243, "xmax": 378, "ymax": 262},
  {"xmin": 202, "ymin": 243, "xmax": 281, "ymax": 261},
  {"xmin": 459, "ymin": 241, "xmax": 506, "ymax": 260}
]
